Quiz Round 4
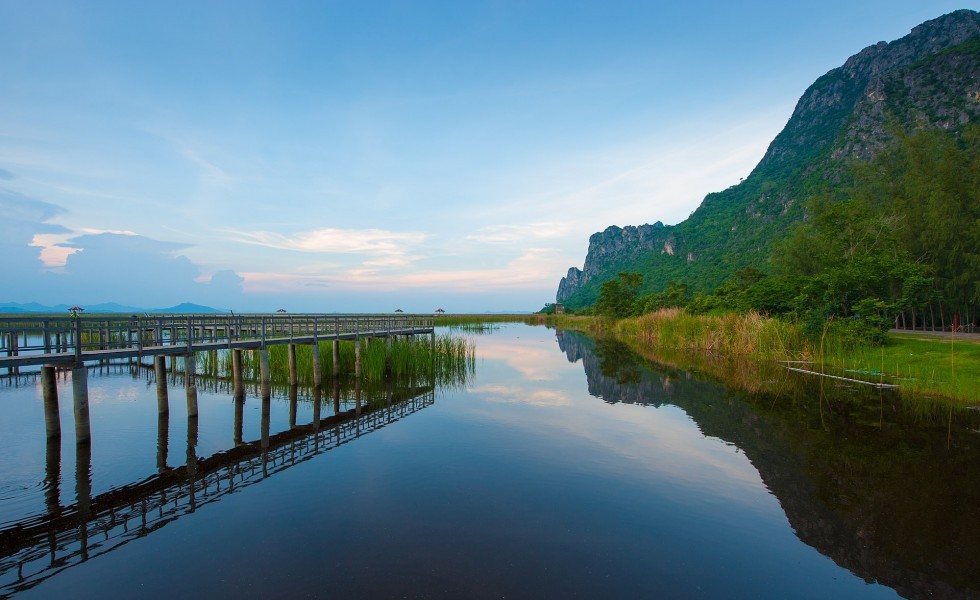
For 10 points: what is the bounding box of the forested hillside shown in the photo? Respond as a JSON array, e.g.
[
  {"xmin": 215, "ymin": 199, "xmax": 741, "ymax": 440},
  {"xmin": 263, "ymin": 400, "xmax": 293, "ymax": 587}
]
[{"xmin": 556, "ymin": 9, "xmax": 979, "ymax": 324}]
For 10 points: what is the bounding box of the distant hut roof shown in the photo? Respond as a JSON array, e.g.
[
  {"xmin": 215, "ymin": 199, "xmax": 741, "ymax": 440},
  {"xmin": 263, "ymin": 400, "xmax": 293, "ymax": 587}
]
[
  {"xmin": 435, "ymin": 308, "xmax": 446, "ymax": 313},
  {"xmin": 276, "ymin": 308, "xmax": 287, "ymax": 313},
  {"xmin": 395, "ymin": 309, "xmax": 404, "ymax": 313}
]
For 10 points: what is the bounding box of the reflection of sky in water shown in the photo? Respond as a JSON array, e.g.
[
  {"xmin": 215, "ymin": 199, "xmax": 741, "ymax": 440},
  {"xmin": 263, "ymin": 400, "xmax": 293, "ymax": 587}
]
[
  {"xmin": 2, "ymin": 324, "xmax": 903, "ymax": 599},
  {"xmin": 466, "ymin": 326, "xmax": 774, "ymax": 510}
]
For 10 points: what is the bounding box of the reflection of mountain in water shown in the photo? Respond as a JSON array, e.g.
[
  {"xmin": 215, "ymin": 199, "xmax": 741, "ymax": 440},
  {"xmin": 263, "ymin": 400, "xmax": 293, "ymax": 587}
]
[{"xmin": 556, "ymin": 329, "xmax": 980, "ymax": 600}]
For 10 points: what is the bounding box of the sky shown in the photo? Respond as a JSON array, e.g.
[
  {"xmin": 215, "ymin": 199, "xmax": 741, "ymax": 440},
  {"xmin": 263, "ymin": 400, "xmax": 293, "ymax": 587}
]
[{"xmin": 1, "ymin": 1, "xmax": 974, "ymax": 313}]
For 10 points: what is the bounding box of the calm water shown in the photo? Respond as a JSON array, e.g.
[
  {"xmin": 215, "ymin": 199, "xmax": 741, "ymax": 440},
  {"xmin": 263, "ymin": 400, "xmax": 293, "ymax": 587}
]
[{"xmin": 1, "ymin": 323, "xmax": 978, "ymax": 599}]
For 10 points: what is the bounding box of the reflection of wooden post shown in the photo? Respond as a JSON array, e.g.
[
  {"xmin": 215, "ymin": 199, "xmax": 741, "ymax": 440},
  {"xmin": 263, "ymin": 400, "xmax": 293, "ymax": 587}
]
[
  {"xmin": 234, "ymin": 394, "xmax": 244, "ymax": 446},
  {"xmin": 157, "ymin": 410, "xmax": 169, "ymax": 473},
  {"xmin": 232, "ymin": 349, "xmax": 244, "ymax": 400},
  {"xmin": 260, "ymin": 385, "xmax": 270, "ymax": 477},
  {"xmin": 75, "ymin": 438, "xmax": 92, "ymax": 560},
  {"xmin": 42, "ymin": 365, "xmax": 61, "ymax": 439},
  {"xmin": 333, "ymin": 380, "xmax": 341, "ymax": 416},
  {"xmin": 312, "ymin": 385, "xmax": 322, "ymax": 430},
  {"xmin": 155, "ymin": 356, "xmax": 169, "ymax": 414},
  {"xmin": 72, "ymin": 366, "xmax": 91, "ymax": 443},
  {"xmin": 45, "ymin": 434, "xmax": 61, "ymax": 514},
  {"xmin": 289, "ymin": 385, "xmax": 298, "ymax": 428},
  {"xmin": 185, "ymin": 354, "xmax": 198, "ymax": 418},
  {"xmin": 186, "ymin": 415, "xmax": 198, "ymax": 511},
  {"xmin": 288, "ymin": 343, "xmax": 297, "ymax": 386}
]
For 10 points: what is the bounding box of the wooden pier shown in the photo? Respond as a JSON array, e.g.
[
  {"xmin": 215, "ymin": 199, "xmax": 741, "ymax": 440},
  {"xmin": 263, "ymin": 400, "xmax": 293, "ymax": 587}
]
[
  {"xmin": 0, "ymin": 313, "xmax": 433, "ymax": 370},
  {"xmin": 0, "ymin": 313, "xmax": 435, "ymax": 445}
]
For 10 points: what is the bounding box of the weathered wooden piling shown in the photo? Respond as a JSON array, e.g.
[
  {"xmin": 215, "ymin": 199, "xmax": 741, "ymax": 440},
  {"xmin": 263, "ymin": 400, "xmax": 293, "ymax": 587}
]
[
  {"xmin": 232, "ymin": 349, "xmax": 244, "ymax": 400},
  {"xmin": 42, "ymin": 365, "xmax": 61, "ymax": 439},
  {"xmin": 332, "ymin": 340, "xmax": 340, "ymax": 379},
  {"xmin": 72, "ymin": 367, "xmax": 91, "ymax": 443},
  {"xmin": 288, "ymin": 343, "xmax": 298, "ymax": 386},
  {"xmin": 184, "ymin": 354, "xmax": 198, "ymax": 418},
  {"xmin": 311, "ymin": 342, "xmax": 322, "ymax": 387},
  {"xmin": 354, "ymin": 337, "xmax": 362, "ymax": 381},
  {"xmin": 154, "ymin": 356, "xmax": 169, "ymax": 414},
  {"xmin": 259, "ymin": 348, "xmax": 271, "ymax": 398}
]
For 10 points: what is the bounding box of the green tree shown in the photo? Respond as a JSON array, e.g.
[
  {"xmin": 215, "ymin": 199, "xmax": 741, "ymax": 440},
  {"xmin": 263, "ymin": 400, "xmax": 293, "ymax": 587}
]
[{"xmin": 596, "ymin": 272, "xmax": 644, "ymax": 318}]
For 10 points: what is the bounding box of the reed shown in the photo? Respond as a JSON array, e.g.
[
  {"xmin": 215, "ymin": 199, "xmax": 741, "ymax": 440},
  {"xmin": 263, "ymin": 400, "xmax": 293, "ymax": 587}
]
[
  {"xmin": 551, "ymin": 311, "xmax": 979, "ymax": 405},
  {"xmin": 188, "ymin": 333, "xmax": 475, "ymax": 389}
]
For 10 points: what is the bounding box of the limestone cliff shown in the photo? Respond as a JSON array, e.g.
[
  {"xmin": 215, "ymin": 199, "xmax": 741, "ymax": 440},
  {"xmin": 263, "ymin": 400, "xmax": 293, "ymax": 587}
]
[{"xmin": 556, "ymin": 9, "xmax": 980, "ymax": 308}]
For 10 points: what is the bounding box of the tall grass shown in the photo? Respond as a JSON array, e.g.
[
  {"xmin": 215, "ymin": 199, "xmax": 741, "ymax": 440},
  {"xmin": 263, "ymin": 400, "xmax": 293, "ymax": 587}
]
[
  {"xmin": 193, "ymin": 333, "xmax": 475, "ymax": 390},
  {"xmin": 551, "ymin": 310, "xmax": 979, "ymax": 405}
]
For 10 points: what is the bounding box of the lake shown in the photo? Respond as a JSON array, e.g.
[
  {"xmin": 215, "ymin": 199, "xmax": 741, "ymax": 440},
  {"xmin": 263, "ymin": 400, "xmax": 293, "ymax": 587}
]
[{"xmin": 1, "ymin": 322, "xmax": 978, "ymax": 599}]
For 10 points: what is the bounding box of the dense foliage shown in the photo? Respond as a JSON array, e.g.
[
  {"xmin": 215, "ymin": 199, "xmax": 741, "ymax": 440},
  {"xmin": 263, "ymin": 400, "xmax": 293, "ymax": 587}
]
[{"xmin": 586, "ymin": 126, "xmax": 980, "ymax": 343}]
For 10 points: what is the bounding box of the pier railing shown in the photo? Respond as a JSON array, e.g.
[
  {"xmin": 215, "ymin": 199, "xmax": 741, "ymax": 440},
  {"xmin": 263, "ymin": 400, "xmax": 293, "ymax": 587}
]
[{"xmin": 0, "ymin": 314, "xmax": 435, "ymax": 369}]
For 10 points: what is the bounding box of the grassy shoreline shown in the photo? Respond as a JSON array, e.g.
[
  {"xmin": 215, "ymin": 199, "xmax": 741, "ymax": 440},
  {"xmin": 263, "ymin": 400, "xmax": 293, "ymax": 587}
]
[{"xmin": 541, "ymin": 309, "xmax": 979, "ymax": 405}]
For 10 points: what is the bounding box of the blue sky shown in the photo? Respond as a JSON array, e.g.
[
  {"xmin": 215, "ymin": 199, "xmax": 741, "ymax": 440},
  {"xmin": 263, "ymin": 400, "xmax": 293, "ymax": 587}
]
[{"xmin": 1, "ymin": 1, "xmax": 974, "ymax": 312}]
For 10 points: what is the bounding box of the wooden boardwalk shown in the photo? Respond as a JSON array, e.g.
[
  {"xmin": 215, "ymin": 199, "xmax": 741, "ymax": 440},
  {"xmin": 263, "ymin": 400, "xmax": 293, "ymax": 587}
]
[{"xmin": 0, "ymin": 314, "xmax": 434, "ymax": 370}]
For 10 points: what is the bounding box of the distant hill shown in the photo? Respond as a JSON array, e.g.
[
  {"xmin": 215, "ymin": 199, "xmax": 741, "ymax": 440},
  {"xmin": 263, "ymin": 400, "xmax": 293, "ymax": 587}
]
[
  {"xmin": 557, "ymin": 9, "xmax": 980, "ymax": 309},
  {"xmin": 0, "ymin": 301, "xmax": 225, "ymax": 314},
  {"xmin": 150, "ymin": 303, "xmax": 227, "ymax": 314}
]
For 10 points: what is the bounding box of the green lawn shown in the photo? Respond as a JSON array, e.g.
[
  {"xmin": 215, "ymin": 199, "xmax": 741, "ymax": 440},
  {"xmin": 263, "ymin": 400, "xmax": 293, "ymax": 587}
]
[{"xmin": 830, "ymin": 333, "xmax": 980, "ymax": 404}]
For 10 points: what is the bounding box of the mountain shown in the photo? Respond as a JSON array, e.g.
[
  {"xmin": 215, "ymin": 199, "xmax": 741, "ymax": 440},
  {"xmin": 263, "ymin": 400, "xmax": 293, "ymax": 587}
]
[
  {"xmin": 557, "ymin": 10, "xmax": 980, "ymax": 309},
  {"xmin": 0, "ymin": 301, "xmax": 225, "ymax": 314},
  {"xmin": 150, "ymin": 303, "xmax": 226, "ymax": 314}
]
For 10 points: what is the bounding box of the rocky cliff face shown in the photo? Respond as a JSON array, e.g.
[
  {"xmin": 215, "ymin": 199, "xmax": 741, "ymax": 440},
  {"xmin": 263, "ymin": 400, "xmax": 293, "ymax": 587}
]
[
  {"xmin": 556, "ymin": 9, "xmax": 980, "ymax": 308},
  {"xmin": 557, "ymin": 222, "xmax": 671, "ymax": 303}
]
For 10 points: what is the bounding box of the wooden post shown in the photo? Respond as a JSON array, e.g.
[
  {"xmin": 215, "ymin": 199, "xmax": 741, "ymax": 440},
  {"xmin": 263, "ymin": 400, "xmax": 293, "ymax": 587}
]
[
  {"xmin": 385, "ymin": 334, "xmax": 392, "ymax": 377},
  {"xmin": 259, "ymin": 348, "xmax": 271, "ymax": 399},
  {"xmin": 72, "ymin": 366, "xmax": 91, "ymax": 443},
  {"xmin": 354, "ymin": 337, "xmax": 362, "ymax": 381},
  {"xmin": 155, "ymin": 356, "xmax": 169, "ymax": 414},
  {"xmin": 42, "ymin": 365, "xmax": 61, "ymax": 439},
  {"xmin": 332, "ymin": 339, "xmax": 340, "ymax": 379},
  {"xmin": 232, "ymin": 349, "xmax": 244, "ymax": 400},
  {"xmin": 312, "ymin": 342, "xmax": 323, "ymax": 388},
  {"xmin": 288, "ymin": 343, "xmax": 298, "ymax": 386},
  {"xmin": 185, "ymin": 354, "xmax": 198, "ymax": 418}
]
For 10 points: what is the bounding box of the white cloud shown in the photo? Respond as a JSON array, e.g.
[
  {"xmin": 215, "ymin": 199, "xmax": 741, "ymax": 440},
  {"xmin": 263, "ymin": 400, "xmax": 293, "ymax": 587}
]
[
  {"xmin": 230, "ymin": 227, "xmax": 427, "ymax": 255},
  {"xmin": 469, "ymin": 385, "xmax": 572, "ymax": 407},
  {"xmin": 467, "ymin": 221, "xmax": 572, "ymax": 244}
]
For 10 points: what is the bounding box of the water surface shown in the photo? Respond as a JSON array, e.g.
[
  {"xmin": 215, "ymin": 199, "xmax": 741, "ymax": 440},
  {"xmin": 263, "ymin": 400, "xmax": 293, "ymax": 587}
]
[{"xmin": 1, "ymin": 323, "xmax": 977, "ymax": 598}]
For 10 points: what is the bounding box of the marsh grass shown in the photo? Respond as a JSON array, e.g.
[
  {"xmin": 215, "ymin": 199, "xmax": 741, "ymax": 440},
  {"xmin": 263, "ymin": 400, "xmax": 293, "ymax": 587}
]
[
  {"xmin": 191, "ymin": 333, "xmax": 475, "ymax": 389},
  {"xmin": 552, "ymin": 310, "xmax": 979, "ymax": 405}
]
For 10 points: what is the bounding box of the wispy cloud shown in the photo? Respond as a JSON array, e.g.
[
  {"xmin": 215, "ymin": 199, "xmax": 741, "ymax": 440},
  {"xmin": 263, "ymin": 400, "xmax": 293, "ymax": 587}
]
[
  {"xmin": 469, "ymin": 385, "xmax": 572, "ymax": 407},
  {"xmin": 466, "ymin": 221, "xmax": 572, "ymax": 243},
  {"xmin": 230, "ymin": 227, "xmax": 427, "ymax": 255}
]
